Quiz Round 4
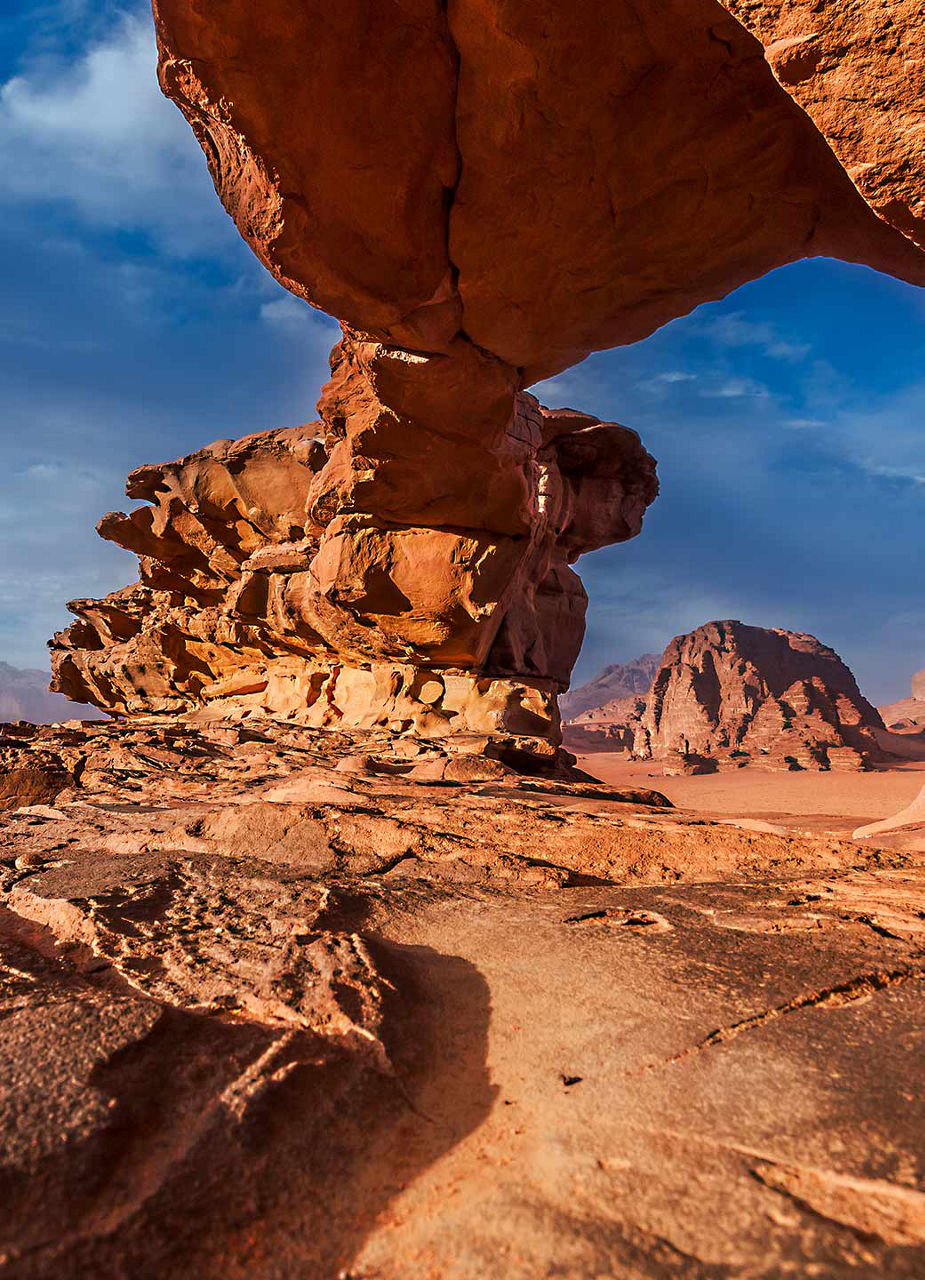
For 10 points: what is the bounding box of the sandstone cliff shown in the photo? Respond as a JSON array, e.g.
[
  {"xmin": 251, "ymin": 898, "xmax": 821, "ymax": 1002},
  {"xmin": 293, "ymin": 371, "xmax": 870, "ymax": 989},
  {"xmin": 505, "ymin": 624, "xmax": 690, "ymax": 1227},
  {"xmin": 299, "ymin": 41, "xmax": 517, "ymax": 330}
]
[{"xmin": 579, "ymin": 621, "xmax": 887, "ymax": 770}]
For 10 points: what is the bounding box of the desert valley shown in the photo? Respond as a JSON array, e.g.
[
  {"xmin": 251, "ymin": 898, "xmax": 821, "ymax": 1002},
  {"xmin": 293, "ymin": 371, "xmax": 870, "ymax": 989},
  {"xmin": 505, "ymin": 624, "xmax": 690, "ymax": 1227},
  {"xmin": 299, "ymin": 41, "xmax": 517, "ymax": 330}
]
[
  {"xmin": 1, "ymin": 0, "xmax": 924, "ymax": 1276},
  {"xmin": 565, "ymin": 621, "xmax": 925, "ymax": 850}
]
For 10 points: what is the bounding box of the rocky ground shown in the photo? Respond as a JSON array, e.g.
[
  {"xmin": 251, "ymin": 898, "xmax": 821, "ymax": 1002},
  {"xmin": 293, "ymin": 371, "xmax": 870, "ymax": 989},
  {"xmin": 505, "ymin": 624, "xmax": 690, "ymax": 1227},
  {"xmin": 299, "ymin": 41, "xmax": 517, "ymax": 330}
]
[{"xmin": 1, "ymin": 716, "xmax": 923, "ymax": 1277}]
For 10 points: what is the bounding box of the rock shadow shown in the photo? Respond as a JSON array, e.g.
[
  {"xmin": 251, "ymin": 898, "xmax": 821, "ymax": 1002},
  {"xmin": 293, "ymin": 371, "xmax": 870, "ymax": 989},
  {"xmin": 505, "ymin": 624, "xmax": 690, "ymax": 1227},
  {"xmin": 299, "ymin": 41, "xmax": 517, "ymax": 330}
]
[{"xmin": 1, "ymin": 923, "xmax": 495, "ymax": 1279}]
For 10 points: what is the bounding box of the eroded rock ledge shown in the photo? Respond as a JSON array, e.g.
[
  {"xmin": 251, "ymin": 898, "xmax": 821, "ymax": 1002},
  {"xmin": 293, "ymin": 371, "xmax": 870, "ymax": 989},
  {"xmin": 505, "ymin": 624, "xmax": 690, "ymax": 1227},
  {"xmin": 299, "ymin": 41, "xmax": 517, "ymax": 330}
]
[{"xmin": 51, "ymin": 330, "xmax": 656, "ymax": 741}]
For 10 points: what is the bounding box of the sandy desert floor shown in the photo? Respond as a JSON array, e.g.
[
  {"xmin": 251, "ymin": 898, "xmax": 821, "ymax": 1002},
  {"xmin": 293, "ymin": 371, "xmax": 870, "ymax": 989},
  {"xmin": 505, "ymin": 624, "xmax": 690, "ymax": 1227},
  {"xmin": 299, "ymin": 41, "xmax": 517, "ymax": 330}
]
[{"xmin": 574, "ymin": 747, "xmax": 925, "ymax": 850}]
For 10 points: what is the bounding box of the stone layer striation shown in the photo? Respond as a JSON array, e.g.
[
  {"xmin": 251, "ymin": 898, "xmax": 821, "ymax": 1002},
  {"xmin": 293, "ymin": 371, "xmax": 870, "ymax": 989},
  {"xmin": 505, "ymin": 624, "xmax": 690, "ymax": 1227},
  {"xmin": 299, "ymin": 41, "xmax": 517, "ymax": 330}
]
[
  {"xmin": 51, "ymin": 331, "xmax": 656, "ymax": 741},
  {"xmin": 570, "ymin": 620, "xmax": 887, "ymax": 771}
]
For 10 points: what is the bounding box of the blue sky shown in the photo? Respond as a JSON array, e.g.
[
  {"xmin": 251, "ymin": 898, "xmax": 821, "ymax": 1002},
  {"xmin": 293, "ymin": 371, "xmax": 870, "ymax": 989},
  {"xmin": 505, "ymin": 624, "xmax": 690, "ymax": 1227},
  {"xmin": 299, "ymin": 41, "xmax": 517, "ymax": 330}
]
[{"xmin": 0, "ymin": 2, "xmax": 922, "ymax": 703}]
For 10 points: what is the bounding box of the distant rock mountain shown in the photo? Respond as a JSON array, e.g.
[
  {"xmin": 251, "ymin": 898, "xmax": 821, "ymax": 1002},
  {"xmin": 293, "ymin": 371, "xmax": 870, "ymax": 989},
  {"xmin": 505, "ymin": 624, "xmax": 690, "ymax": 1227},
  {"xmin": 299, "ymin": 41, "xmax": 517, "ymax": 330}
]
[
  {"xmin": 560, "ymin": 653, "xmax": 660, "ymax": 721},
  {"xmin": 570, "ymin": 621, "xmax": 886, "ymax": 772},
  {"xmin": 879, "ymin": 668, "xmax": 925, "ymax": 729},
  {"xmin": 0, "ymin": 662, "xmax": 101, "ymax": 724}
]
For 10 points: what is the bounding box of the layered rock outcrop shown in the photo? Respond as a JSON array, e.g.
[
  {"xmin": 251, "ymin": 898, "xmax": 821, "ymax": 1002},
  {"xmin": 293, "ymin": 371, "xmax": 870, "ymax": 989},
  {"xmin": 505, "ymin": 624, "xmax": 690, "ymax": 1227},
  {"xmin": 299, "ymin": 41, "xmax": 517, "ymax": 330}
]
[
  {"xmin": 574, "ymin": 621, "xmax": 887, "ymax": 770},
  {"xmin": 51, "ymin": 333, "xmax": 656, "ymax": 740}
]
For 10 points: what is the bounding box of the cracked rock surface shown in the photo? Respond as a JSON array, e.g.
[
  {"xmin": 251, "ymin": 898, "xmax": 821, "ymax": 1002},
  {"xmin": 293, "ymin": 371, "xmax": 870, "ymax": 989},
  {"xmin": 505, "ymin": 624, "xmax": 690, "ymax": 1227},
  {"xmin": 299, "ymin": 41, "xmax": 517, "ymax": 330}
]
[{"xmin": 1, "ymin": 717, "xmax": 923, "ymax": 1276}]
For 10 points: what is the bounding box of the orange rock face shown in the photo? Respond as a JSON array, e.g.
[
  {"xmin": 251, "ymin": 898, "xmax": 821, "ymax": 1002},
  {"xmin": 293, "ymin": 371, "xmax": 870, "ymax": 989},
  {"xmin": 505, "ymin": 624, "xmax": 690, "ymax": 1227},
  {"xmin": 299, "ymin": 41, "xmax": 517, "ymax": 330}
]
[
  {"xmin": 153, "ymin": 0, "xmax": 925, "ymax": 380},
  {"xmin": 53, "ymin": 1, "xmax": 925, "ymax": 739},
  {"xmin": 727, "ymin": 0, "xmax": 925, "ymax": 256},
  {"xmin": 51, "ymin": 331, "xmax": 656, "ymax": 739},
  {"xmin": 575, "ymin": 621, "xmax": 887, "ymax": 770}
]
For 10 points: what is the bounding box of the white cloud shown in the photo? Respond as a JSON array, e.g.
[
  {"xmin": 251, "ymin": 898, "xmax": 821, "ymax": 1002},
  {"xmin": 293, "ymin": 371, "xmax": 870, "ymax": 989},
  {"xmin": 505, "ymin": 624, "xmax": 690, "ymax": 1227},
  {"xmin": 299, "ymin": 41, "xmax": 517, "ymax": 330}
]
[
  {"xmin": 0, "ymin": 11, "xmax": 231, "ymax": 257},
  {"xmin": 259, "ymin": 295, "xmax": 341, "ymax": 367},
  {"xmin": 702, "ymin": 377, "xmax": 770, "ymax": 399},
  {"xmin": 636, "ymin": 370, "xmax": 697, "ymax": 393},
  {"xmin": 779, "ymin": 382, "xmax": 925, "ymax": 486},
  {"xmin": 261, "ymin": 297, "xmax": 313, "ymax": 328},
  {"xmin": 699, "ymin": 311, "xmax": 810, "ymax": 361},
  {"xmin": 833, "ymin": 384, "xmax": 925, "ymax": 483}
]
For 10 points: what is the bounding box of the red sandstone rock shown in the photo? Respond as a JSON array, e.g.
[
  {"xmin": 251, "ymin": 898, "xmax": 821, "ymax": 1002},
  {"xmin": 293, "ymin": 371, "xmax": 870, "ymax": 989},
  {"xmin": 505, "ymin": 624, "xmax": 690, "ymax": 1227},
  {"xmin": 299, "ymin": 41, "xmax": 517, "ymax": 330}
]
[
  {"xmin": 153, "ymin": 0, "xmax": 925, "ymax": 379},
  {"xmin": 50, "ymin": 338, "xmax": 657, "ymax": 739},
  {"xmin": 584, "ymin": 621, "xmax": 888, "ymax": 770},
  {"xmin": 726, "ymin": 0, "xmax": 925, "ymax": 256},
  {"xmin": 1, "ymin": 716, "xmax": 923, "ymax": 1276}
]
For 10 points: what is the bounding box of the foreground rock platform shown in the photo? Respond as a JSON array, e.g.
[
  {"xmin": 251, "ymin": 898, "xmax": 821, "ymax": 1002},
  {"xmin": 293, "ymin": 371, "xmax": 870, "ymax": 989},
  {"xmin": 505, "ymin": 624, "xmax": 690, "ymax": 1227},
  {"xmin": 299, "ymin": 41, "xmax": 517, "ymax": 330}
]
[{"xmin": 1, "ymin": 717, "xmax": 923, "ymax": 1277}]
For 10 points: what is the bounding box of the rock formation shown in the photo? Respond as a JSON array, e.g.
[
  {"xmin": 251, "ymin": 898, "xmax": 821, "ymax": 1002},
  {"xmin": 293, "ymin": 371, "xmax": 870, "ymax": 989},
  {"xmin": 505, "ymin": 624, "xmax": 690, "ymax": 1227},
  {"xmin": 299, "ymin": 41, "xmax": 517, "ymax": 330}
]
[
  {"xmin": 880, "ymin": 668, "xmax": 925, "ymax": 730},
  {"xmin": 559, "ymin": 653, "xmax": 660, "ymax": 722},
  {"xmin": 50, "ymin": 344, "xmax": 657, "ymax": 742},
  {"xmin": 150, "ymin": 0, "xmax": 925, "ymax": 378},
  {"xmin": 47, "ymin": 0, "xmax": 925, "ymax": 741},
  {"xmin": 573, "ymin": 621, "xmax": 888, "ymax": 770},
  {"xmin": 9, "ymin": 7, "xmax": 925, "ymax": 1271}
]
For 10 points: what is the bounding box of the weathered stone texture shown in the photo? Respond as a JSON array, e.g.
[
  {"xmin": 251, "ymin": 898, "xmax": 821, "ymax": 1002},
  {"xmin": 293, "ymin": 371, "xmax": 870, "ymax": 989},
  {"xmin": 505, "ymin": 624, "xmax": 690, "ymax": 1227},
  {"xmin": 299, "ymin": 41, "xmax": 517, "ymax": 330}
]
[
  {"xmin": 727, "ymin": 0, "xmax": 925, "ymax": 255},
  {"xmin": 153, "ymin": 0, "xmax": 925, "ymax": 380},
  {"xmin": 1, "ymin": 716, "xmax": 923, "ymax": 1277},
  {"xmin": 51, "ymin": 332, "xmax": 657, "ymax": 739}
]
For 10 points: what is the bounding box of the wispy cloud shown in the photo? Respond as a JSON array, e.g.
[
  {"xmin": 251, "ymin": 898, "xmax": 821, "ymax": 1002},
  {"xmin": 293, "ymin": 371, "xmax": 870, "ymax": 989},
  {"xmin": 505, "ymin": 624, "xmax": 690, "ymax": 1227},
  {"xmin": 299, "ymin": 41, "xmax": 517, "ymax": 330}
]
[
  {"xmin": 824, "ymin": 382, "xmax": 925, "ymax": 485},
  {"xmin": 698, "ymin": 311, "xmax": 810, "ymax": 361},
  {"xmin": 260, "ymin": 295, "xmax": 338, "ymax": 341},
  {"xmin": 701, "ymin": 376, "xmax": 770, "ymax": 399},
  {"xmin": 636, "ymin": 370, "xmax": 697, "ymax": 393},
  {"xmin": 261, "ymin": 297, "xmax": 310, "ymax": 328},
  {"xmin": 0, "ymin": 11, "xmax": 229, "ymax": 257}
]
